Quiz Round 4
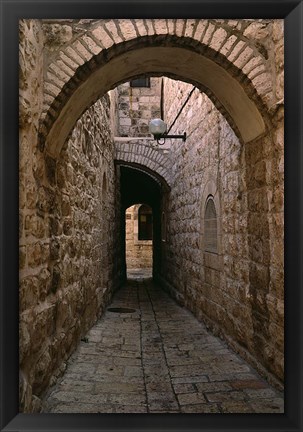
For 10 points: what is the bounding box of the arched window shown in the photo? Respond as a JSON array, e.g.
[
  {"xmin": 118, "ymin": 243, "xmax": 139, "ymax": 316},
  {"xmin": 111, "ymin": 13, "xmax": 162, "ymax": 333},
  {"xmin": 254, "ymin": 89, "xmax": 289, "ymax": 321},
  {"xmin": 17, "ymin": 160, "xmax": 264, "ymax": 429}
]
[
  {"xmin": 204, "ymin": 196, "xmax": 217, "ymax": 253},
  {"xmin": 138, "ymin": 205, "xmax": 153, "ymax": 240},
  {"xmin": 130, "ymin": 76, "xmax": 150, "ymax": 88}
]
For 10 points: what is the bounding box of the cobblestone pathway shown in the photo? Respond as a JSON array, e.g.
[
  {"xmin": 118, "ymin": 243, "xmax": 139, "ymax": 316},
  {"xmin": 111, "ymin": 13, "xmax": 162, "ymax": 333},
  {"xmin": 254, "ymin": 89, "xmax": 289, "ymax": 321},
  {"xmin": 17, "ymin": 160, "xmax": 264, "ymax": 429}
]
[{"xmin": 42, "ymin": 275, "xmax": 284, "ymax": 414}]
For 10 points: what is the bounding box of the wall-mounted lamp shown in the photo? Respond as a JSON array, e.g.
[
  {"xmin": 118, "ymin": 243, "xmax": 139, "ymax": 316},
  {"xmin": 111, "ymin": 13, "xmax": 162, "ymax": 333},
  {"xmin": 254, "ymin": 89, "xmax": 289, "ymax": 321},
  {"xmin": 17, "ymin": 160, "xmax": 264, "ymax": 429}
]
[{"xmin": 149, "ymin": 118, "xmax": 186, "ymax": 145}]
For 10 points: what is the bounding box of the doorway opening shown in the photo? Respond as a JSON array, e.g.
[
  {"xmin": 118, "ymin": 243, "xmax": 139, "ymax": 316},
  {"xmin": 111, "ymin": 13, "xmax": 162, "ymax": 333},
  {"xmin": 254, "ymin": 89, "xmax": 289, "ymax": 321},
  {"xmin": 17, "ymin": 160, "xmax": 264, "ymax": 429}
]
[{"xmin": 125, "ymin": 204, "xmax": 153, "ymax": 280}]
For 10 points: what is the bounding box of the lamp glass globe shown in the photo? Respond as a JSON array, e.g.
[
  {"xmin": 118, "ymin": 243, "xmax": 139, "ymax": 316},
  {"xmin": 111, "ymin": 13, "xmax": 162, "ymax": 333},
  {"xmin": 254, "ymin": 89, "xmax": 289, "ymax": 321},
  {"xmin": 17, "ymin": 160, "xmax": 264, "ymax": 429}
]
[{"xmin": 149, "ymin": 118, "xmax": 167, "ymax": 135}]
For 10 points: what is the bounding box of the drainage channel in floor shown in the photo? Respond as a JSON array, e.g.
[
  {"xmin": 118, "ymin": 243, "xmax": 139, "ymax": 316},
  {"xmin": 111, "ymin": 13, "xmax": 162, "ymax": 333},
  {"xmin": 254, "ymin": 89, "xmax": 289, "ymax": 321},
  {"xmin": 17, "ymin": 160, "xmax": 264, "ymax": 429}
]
[{"xmin": 107, "ymin": 307, "xmax": 136, "ymax": 313}]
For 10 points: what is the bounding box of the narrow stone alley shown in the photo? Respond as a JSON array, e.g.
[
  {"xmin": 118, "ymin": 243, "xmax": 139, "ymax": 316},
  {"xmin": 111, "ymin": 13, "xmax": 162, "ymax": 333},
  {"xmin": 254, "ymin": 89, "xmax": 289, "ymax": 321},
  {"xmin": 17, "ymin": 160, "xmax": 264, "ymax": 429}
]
[
  {"xmin": 17, "ymin": 20, "xmax": 286, "ymax": 415},
  {"xmin": 42, "ymin": 273, "xmax": 283, "ymax": 414}
]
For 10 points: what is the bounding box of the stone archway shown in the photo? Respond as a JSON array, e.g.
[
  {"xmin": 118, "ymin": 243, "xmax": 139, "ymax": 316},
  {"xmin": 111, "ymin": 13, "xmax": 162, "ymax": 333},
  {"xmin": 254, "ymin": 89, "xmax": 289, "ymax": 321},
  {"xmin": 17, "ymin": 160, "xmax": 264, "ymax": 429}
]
[
  {"xmin": 39, "ymin": 19, "xmax": 276, "ymax": 158},
  {"xmin": 115, "ymin": 147, "xmax": 172, "ymax": 189}
]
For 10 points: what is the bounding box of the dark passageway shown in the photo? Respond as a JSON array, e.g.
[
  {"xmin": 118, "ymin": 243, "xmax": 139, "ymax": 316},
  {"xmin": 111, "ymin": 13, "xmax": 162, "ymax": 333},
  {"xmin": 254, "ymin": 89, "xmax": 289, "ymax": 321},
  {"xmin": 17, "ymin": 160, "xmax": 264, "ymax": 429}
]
[{"xmin": 118, "ymin": 164, "xmax": 166, "ymax": 281}]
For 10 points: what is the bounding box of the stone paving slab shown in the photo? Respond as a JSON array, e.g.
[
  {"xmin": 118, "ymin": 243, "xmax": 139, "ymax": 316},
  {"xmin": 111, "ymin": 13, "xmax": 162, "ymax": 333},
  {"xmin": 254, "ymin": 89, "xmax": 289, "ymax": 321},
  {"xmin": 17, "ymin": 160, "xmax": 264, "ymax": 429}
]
[{"xmin": 41, "ymin": 277, "xmax": 284, "ymax": 413}]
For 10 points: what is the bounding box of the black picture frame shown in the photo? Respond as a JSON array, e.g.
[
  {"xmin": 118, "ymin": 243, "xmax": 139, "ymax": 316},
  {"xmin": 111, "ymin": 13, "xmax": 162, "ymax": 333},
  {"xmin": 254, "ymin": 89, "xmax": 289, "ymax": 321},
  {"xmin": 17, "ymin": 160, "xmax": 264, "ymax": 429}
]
[{"xmin": 0, "ymin": 0, "xmax": 302, "ymax": 431}]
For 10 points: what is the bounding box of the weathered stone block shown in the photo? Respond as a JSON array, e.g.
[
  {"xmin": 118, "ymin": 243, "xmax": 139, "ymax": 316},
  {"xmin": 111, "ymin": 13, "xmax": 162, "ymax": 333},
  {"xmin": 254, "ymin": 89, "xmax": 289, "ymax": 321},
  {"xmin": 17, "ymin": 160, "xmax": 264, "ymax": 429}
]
[
  {"xmin": 43, "ymin": 24, "xmax": 73, "ymax": 48},
  {"xmin": 117, "ymin": 19, "xmax": 137, "ymax": 40},
  {"xmin": 27, "ymin": 242, "xmax": 42, "ymax": 267},
  {"xmin": 19, "ymin": 371, "xmax": 32, "ymax": 412},
  {"xmin": 25, "ymin": 214, "xmax": 45, "ymax": 239},
  {"xmin": 48, "ymin": 216, "xmax": 62, "ymax": 236},
  {"xmin": 19, "ymin": 318, "xmax": 31, "ymax": 365},
  {"xmin": 247, "ymin": 189, "xmax": 269, "ymax": 212},
  {"xmin": 63, "ymin": 218, "xmax": 73, "ymax": 236},
  {"xmin": 194, "ymin": 20, "xmax": 208, "ymax": 42},
  {"xmin": 45, "ymin": 155, "xmax": 56, "ymax": 186},
  {"xmin": 243, "ymin": 22, "xmax": 269, "ymax": 40},
  {"xmin": 19, "ymin": 246, "xmax": 27, "ymax": 269},
  {"xmin": 269, "ymin": 267, "xmax": 284, "ymax": 300},
  {"xmin": 269, "ymin": 238, "xmax": 284, "ymax": 268},
  {"xmin": 37, "ymin": 186, "xmax": 55, "ymax": 214},
  {"xmin": 202, "ymin": 23, "xmax": 215, "ymax": 45},
  {"xmin": 50, "ymin": 238, "xmax": 60, "ymax": 260},
  {"xmin": 153, "ymin": 19, "xmax": 168, "ymax": 35},
  {"xmin": 247, "ymin": 213, "xmax": 269, "ymax": 238},
  {"xmin": 269, "ymin": 185, "xmax": 284, "ymax": 212},
  {"xmin": 26, "ymin": 183, "xmax": 38, "ymax": 210},
  {"xmin": 220, "ymin": 35, "xmax": 237, "ymax": 56},
  {"xmin": 36, "ymin": 267, "xmax": 51, "ymax": 300},
  {"xmin": 51, "ymin": 264, "xmax": 61, "ymax": 293},
  {"xmin": 234, "ymin": 46, "xmax": 254, "ymax": 69},
  {"xmin": 209, "ymin": 27, "xmax": 227, "ymax": 51},
  {"xmin": 31, "ymin": 348, "xmax": 52, "ymax": 395},
  {"xmin": 204, "ymin": 267, "xmax": 220, "ymax": 287},
  {"xmin": 20, "ymin": 276, "xmax": 39, "ymax": 313},
  {"xmin": 249, "ymin": 262, "xmax": 270, "ymax": 292},
  {"xmin": 73, "ymin": 40, "xmax": 91, "ymax": 62},
  {"xmin": 252, "ymin": 236, "xmax": 271, "ymax": 265},
  {"xmin": 276, "ymin": 70, "xmax": 284, "ymax": 101},
  {"xmin": 252, "ymin": 73, "xmax": 272, "ymax": 95},
  {"xmin": 272, "ymin": 20, "xmax": 284, "ymax": 43},
  {"xmin": 61, "ymin": 195, "xmax": 71, "ymax": 216}
]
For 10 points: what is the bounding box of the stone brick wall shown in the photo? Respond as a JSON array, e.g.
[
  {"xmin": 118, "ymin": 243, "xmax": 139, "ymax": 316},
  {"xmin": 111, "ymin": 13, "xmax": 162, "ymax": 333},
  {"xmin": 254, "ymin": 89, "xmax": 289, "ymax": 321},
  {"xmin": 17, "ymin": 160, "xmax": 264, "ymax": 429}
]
[
  {"xmin": 157, "ymin": 72, "xmax": 284, "ymax": 387},
  {"xmin": 19, "ymin": 20, "xmax": 119, "ymax": 411},
  {"xmin": 117, "ymin": 78, "xmax": 161, "ymax": 138},
  {"xmin": 125, "ymin": 205, "xmax": 153, "ymax": 269},
  {"xmin": 20, "ymin": 96, "xmax": 118, "ymax": 412},
  {"xmin": 19, "ymin": 19, "xmax": 45, "ymax": 412}
]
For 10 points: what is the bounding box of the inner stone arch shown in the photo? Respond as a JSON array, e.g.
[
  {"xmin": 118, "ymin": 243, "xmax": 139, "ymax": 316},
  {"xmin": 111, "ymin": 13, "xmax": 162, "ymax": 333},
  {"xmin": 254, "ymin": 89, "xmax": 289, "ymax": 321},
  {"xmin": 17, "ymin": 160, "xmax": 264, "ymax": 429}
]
[
  {"xmin": 44, "ymin": 44, "xmax": 266, "ymax": 158},
  {"xmin": 115, "ymin": 160, "xmax": 171, "ymax": 191}
]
